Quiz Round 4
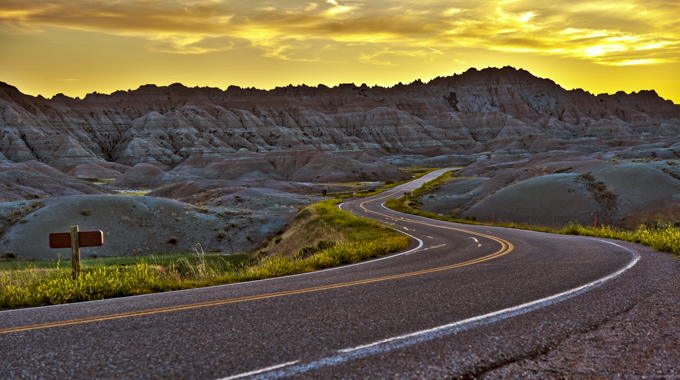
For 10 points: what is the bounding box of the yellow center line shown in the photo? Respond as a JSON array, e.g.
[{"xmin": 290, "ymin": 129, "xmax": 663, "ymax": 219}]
[
  {"xmin": 1, "ymin": 172, "xmax": 513, "ymax": 336},
  {"xmin": 0, "ymin": 244, "xmax": 510, "ymax": 336},
  {"xmin": 358, "ymin": 184, "xmax": 514, "ymax": 251}
]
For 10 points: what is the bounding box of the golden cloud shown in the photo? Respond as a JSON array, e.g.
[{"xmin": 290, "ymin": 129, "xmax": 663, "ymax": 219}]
[{"xmin": 1, "ymin": 0, "xmax": 678, "ymax": 65}]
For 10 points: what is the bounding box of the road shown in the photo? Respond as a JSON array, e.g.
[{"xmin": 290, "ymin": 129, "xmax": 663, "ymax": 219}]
[{"xmin": 0, "ymin": 169, "xmax": 664, "ymax": 379}]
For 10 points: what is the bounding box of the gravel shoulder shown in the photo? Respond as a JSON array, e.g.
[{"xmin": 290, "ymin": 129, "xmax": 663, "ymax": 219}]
[{"xmin": 481, "ymin": 242, "xmax": 680, "ymax": 379}]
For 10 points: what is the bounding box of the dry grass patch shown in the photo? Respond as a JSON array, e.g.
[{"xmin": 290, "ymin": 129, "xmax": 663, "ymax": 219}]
[{"xmin": 262, "ymin": 206, "xmax": 347, "ymax": 259}]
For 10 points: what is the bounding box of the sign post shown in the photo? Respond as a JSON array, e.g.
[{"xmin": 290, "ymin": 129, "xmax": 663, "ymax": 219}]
[
  {"xmin": 70, "ymin": 225, "xmax": 80, "ymax": 279},
  {"xmin": 49, "ymin": 226, "xmax": 104, "ymax": 280}
]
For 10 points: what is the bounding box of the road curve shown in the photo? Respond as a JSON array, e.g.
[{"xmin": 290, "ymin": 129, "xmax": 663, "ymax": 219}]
[{"xmin": 0, "ymin": 169, "xmax": 652, "ymax": 379}]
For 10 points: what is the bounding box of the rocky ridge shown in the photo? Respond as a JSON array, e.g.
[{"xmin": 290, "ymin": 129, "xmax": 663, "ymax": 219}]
[{"xmin": 1, "ymin": 66, "xmax": 678, "ymax": 177}]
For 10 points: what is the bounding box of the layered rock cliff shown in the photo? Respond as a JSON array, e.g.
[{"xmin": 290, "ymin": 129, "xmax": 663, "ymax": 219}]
[{"xmin": 1, "ymin": 66, "xmax": 679, "ymax": 174}]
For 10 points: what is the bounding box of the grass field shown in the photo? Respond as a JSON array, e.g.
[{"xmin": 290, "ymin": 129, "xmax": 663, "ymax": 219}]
[{"xmin": 0, "ymin": 200, "xmax": 409, "ymax": 309}]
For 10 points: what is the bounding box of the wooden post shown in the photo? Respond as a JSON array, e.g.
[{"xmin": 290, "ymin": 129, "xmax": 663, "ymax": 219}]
[
  {"xmin": 70, "ymin": 225, "xmax": 81, "ymax": 280},
  {"xmin": 50, "ymin": 228, "xmax": 103, "ymax": 281}
]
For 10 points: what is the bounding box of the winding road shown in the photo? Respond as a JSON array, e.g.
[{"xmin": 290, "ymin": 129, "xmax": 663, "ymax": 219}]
[{"xmin": 0, "ymin": 169, "xmax": 668, "ymax": 379}]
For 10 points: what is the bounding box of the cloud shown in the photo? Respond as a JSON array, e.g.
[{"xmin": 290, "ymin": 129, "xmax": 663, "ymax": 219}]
[{"xmin": 1, "ymin": 0, "xmax": 679, "ymax": 65}]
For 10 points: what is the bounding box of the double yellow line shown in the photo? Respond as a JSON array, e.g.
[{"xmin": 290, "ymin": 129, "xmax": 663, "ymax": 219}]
[
  {"xmin": 358, "ymin": 184, "xmax": 513, "ymax": 250},
  {"xmin": 0, "ymin": 173, "xmax": 513, "ymax": 336}
]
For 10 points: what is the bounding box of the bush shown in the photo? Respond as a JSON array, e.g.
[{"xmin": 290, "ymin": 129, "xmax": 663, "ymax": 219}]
[
  {"xmin": 5, "ymin": 251, "xmax": 16, "ymax": 259},
  {"xmin": 317, "ymin": 240, "xmax": 337, "ymax": 250},
  {"xmin": 81, "ymin": 209, "xmax": 91, "ymax": 217},
  {"xmin": 295, "ymin": 246, "xmax": 319, "ymax": 260}
]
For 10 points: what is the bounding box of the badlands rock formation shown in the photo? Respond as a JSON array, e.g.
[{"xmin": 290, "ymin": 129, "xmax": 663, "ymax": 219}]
[
  {"xmin": 420, "ymin": 149, "xmax": 680, "ymax": 228},
  {"xmin": 1, "ymin": 66, "xmax": 678, "ymax": 179},
  {"xmin": 0, "ymin": 194, "xmax": 308, "ymax": 259},
  {"xmin": 0, "ymin": 161, "xmax": 105, "ymax": 201},
  {"xmin": 1, "ymin": 66, "xmax": 679, "ymax": 256}
]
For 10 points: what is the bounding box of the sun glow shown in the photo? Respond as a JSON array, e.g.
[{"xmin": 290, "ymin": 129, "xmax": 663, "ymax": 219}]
[{"xmin": 0, "ymin": 0, "xmax": 678, "ymax": 102}]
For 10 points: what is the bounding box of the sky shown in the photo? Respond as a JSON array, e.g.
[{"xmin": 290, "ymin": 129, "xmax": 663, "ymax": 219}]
[{"xmin": 1, "ymin": 0, "xmax": 680, "ymax": 102}]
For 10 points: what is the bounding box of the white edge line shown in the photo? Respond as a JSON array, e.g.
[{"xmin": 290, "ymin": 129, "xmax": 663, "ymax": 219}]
[
  {"xmin": 213, "ymin": 172, "xmax": 451, "ymax": 380},
  {"xmin": 217, "ymin": 361, "xmax": 299, "ymax": 380},
  {"xmin": 1, "ymin": 197, "xmax": 426, "ymax": 315},
  {"xmin": 215, "ymin": 230, "xmax": 423, "ymax": 380},
  {"xmin": 242, "ymin": 239, "xmax": 639, "ymax": 380},
  {"xmin": 339, "ymin": 239, "xmax": 638, "ymax": 353}
]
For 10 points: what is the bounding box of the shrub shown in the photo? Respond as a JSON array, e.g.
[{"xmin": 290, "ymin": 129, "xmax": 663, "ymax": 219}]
[
  {"xmin": 5, "ymin": 251, "xmax": 16, "ymax": 259},
  {"xmin": 317, "ymin": 240, "xmax": 337, "ymax": 250},
  {"xmin": 295, "ymin": 246, "xmax": 319, "ymax": 260},
  {"xmin": 81, "ymin": 209, "xmax": 91, "ymax": 217}
]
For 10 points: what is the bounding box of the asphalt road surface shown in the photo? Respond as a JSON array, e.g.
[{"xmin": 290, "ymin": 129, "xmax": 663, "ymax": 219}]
[{"xmin": 0, "ymin": 169, "xmax": 671, "ymax": 379}]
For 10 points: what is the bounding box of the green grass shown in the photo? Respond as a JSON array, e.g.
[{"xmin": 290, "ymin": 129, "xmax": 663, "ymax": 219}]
[
  {"xmin": 0, "ymin": 252, "xmax": 250, "ymax": 271},
  {"xmin": 315, "ymin": 200, "xmax": 381, "ymax": 229},
  {"xmin": 385, "ymin": 172, "xmax": 680, "ymax": 257},
  {"xmin": 408, "ymin": 170, "xmax": 454, "ymax": 197},
  {"xmin": 0, "ymin": 200, "xmax": 410, "ymax": 310},
  {"xmin": 333, "ymin": 166, "xmax": 441, "ymax": 199},
  {"xmin": 1, "ymin": 264, "xmax": 164, "ymax": 307},
  {"xmin": 235, "ymin": 233, "xmax": 409, "ymax": 281},
  {"xmin": 561, "ymin": 223, "xmax": 680, "ymax": 255}
]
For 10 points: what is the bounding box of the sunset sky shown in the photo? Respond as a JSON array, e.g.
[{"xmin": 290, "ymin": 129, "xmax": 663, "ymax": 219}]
[{"xmin": 2, "ymin": 0, "xmax": 679, "ymax": 102}]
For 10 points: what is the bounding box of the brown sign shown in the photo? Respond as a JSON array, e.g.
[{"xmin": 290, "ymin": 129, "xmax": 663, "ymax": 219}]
[{"xmin": 49, "ymin": 231, "xmax": 104, "ymax": 249}]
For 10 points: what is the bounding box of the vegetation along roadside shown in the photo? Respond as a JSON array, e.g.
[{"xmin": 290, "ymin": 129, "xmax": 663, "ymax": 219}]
[
  {"xmin": 386, "ymin": 171, "xmax": 680, "ymax": 256},
  {"xmin": 333, "ymin": 166, "xmax": 440, "ymax": 199},
  {"xmin": 0, "ymin": 200, "xmax": 409, "ymax": 310}
]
